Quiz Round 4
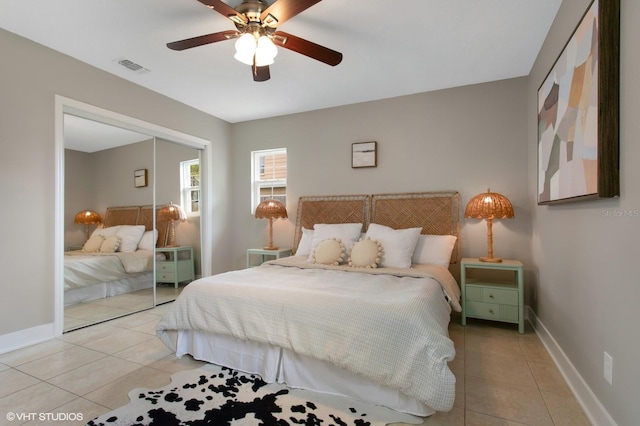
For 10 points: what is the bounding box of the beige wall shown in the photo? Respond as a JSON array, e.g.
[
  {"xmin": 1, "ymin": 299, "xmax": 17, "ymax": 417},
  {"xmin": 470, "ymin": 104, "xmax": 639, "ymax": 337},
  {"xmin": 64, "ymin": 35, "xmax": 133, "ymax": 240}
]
[
  {"xmin": 230, "ymin": 78, "xmax": 532, "ymax": 275},
  {"xmin": 65, "ymin": 149, "xmax": 98, "ymax": 248},
  {"xmin": 528, "ymin": 0, "xmax": 638, "ymax": 424},
  {"xmin": 0, "ymin": 28, "xmax": 232, "ymax": 338}
]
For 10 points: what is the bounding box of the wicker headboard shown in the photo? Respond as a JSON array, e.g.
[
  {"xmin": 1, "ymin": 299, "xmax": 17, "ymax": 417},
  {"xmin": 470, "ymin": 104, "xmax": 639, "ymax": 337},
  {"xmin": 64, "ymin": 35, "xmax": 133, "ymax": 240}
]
[
  {"xmin": 102, "ymin": 205, "xmax": 169, "ymax": 248},
  {"xmin": 294, "ymin": 191, "xmax": 460, "ymax": 263}
]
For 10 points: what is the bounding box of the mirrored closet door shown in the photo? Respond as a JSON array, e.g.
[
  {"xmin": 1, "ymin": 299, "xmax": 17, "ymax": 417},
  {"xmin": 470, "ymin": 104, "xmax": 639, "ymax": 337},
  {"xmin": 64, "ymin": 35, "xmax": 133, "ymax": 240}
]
[{"xmin": 62, "ymin": 115, "xmax": 202, "ymax": 332}]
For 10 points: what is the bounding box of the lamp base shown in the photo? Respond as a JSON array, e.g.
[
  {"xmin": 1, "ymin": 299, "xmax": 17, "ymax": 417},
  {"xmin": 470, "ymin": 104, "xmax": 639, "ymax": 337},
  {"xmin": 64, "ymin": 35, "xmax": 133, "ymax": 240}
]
[
  {"xmin": 263, "ymin": 245, "xmax": 279, "ymax": 250},
  {"xmin": 480, "ymin": 256, "xmax": 503, "ymax": 263}
]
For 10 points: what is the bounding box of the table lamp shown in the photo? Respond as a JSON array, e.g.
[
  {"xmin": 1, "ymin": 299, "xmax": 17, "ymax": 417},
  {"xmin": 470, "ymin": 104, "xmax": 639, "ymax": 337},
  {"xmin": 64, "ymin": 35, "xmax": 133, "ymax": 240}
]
[
  {"xmin": 74, "ymin": 210, "xmax": 102, "ymax": 241},
  {"xmin": 159, "ymin": 203, "xmax": 186, "ymax": 247},
  {"xmin": 464, "ymin": 189, "xmax": 514, "ymax": 263},
  {"xmin": 255, "ymin": 199, "xmax": 288, "ymax": 250}
]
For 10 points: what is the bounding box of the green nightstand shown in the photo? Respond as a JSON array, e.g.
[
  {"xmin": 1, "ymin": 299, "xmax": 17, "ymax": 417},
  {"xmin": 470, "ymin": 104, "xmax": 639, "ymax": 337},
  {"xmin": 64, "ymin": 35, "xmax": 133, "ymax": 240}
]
[
  {"xmin": 246, "ymin": 248, "xmax": 292, "ymax": 268},
  {"xmin": 156, "ymin": 246, "xmax": 195, "ymax": 288},
  {"xmin": 461, "ymin": 258, "xmax": 524, "ymax": 334}
]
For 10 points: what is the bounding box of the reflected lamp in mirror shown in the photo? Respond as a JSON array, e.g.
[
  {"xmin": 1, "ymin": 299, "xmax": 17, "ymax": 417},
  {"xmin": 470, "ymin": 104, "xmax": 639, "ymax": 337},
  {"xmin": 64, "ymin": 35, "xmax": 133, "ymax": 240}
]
[
  {"xmin": 255, "ymin": 199, "xmax": 288, "ymax": 250},
  {"xmin": 464, "ymin": 189, "xmax": 514, "ymax": 263},
  {"xmin": 159, "ymin": 203, "xmax": 186, "ymax": 247},
  {"xmin": 74, "ymin": 210, "xmax": 102, "ymax": 241}
]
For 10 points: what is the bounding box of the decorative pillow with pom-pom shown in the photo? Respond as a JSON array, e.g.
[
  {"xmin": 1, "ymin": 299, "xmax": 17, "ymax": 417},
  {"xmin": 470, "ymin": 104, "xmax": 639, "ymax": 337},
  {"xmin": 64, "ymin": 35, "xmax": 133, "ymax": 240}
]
[
  {"xmin": 100, "ymin": 235, "xmax": 121, "ymax": 253},
  {"xmin": 312, "ymin": 238, "xmax": 345, "ymax": 265},
  {"xmin": 82, "ymin": 235, "xmax": 105, "ymax": 253},
  {"xmin": 348, "ymin": 238, "xmax": 383, "ymax": 268}
]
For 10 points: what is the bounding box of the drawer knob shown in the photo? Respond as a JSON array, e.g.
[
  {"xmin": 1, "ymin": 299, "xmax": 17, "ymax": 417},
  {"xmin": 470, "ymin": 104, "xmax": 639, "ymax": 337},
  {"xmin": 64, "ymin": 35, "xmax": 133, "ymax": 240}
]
[
  {"xmin": 489, "ymin": 294, "xmax": 494, "ymax": 299},
  {"xmin": 489, "ymin": 309, "xmax": 494, "ymax": 314}
]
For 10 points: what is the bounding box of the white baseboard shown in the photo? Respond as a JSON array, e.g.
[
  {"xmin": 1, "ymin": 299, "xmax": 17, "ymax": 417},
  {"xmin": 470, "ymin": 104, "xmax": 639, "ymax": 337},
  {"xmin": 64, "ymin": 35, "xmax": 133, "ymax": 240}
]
[
  {"xmin": 0, "ymin": 323, "xmax": 56, "ymax": 355},
  {"xmin": 526, "ymin": 307, "xmax": 617, "ymax": 426}
]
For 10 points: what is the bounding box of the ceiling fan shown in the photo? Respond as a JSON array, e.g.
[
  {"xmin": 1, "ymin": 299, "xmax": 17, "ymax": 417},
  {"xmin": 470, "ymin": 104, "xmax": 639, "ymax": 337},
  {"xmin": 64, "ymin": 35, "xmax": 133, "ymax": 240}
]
[{"xmin": 167, "ymin": 0, "xmax": 343, "ymax": 82}]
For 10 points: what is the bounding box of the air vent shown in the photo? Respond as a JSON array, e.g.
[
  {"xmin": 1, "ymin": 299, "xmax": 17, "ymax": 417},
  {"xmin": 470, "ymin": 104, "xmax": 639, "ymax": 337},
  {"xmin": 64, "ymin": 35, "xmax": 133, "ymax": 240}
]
[{"xmin": 113, "ymin": 57, "xmax": 150, "ymax": 74}]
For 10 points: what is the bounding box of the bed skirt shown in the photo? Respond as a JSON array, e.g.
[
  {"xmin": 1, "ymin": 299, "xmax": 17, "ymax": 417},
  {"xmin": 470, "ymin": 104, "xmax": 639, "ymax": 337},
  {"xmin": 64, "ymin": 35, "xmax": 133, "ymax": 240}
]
[
  {"xmin": 175, "ymin": 330, "xmax": 435, "ymax": 417},
  {"xmin": 64, "ymin": 272, "xmax": 153, "ymax": 306}
]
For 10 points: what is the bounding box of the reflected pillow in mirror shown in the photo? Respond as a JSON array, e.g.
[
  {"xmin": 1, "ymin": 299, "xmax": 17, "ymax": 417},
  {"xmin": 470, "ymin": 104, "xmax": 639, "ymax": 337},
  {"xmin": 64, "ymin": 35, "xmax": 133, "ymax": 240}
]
[
  {"xmin": 138, "ymin": 230, "xmax": 158, "ymax": 251},
  {"xmin": 115, "ymin": 225, "xmax": 146, "ymax": 252},
  {"xmin": 91, "ymin": 225, "xmax": 121, "ymax": 239},
  {"xmin": 82, "ymin": 235, "xmax": 105, "ymax": 253},
  {"xmin": 100, "ymin": 236, "xmax": 121, "ymax": 253}
]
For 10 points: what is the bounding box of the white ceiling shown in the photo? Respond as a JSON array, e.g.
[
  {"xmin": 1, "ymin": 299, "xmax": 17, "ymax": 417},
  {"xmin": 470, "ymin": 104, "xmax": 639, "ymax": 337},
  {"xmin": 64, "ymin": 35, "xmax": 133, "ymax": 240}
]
[
  {"xmin": 63, "ymin": 115, "xmax": 152, "ymax": 153},
  {"xmin": 0, "ymin": 0, "xmax": 561, "ymax": 124}
]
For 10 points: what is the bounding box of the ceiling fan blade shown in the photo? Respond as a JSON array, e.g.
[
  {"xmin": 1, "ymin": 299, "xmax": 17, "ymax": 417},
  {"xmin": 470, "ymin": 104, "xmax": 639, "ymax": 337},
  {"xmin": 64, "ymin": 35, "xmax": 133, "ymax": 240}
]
[
  {"xmin": 261, "ymin": 0, "xmax": 322, "ymax": 27},
  {"xmin": 197, "ymin": 0, "xmax": 247, "ymax": 24},
  {"xmin": 273, "ymin": 31, "xmax": 342, "ymax": 66},
  {"xmin": 167, "ymin": 30, "xmax": 239, "ymax": 51},
  {"xmin": 252, "ymin": 64, "xmax": 271, "ymax": 82}
]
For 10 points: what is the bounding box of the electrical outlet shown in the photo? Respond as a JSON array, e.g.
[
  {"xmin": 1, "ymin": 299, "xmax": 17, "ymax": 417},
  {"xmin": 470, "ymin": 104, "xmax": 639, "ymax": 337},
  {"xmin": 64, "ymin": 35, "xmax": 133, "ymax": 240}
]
[{"xmin": 604, "ymin": 352, "xmax": 613, "ymax": 385}]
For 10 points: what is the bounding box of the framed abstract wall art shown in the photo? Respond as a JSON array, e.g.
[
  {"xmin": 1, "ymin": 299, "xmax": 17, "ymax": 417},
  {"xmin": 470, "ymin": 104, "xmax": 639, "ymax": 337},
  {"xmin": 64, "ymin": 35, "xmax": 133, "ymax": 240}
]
[{"xmin": 537, "ymin": 0, "xmax": 619, "ymax": 205}]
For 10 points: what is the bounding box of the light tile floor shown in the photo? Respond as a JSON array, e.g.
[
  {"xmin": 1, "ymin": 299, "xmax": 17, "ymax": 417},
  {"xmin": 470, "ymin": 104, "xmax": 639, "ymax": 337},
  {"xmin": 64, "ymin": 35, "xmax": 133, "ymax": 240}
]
[
  {"xmin": 64, "ymin": 285, "xmax": 183, "ymax": 331},
  {"xmin": 0, "ymin": 308, "xmax": 591, "ymax": 425}
]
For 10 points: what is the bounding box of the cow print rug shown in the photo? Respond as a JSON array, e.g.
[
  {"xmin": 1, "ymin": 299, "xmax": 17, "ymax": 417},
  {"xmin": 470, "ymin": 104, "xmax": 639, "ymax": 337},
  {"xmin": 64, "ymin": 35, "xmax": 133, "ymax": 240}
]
[{"xmin": 87, "ymin": 363, "xmax": 422, "ymax": 425}]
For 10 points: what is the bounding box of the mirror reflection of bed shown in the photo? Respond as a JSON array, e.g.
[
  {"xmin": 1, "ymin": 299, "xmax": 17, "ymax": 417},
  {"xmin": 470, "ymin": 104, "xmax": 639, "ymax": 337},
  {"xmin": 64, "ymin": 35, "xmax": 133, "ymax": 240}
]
[{"xmin": 63, "ymin": 116, "xmax": 202, "ymax": 332}]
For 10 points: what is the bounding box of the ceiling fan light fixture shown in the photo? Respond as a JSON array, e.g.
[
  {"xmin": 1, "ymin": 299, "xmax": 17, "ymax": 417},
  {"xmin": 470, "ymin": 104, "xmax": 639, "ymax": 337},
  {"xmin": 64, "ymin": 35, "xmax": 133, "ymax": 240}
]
[
  {"xmin": 234, "ymin": 33, "xmax": 257, "ymax": 65},
  {"xmin": 254, "ymin": 36, "xmax": 277, "ymax": 66}
]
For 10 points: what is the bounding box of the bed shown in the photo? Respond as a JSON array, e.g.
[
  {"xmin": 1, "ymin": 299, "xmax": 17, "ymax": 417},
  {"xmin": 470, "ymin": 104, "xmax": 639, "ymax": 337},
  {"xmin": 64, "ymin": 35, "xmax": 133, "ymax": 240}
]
[
  {"xmin": 157, "ymin": 191, "xmax": 461, "ymax": 416},
  {"xmin": 64, "ymin": 205, "xmax": 169, "ymax": 306}
]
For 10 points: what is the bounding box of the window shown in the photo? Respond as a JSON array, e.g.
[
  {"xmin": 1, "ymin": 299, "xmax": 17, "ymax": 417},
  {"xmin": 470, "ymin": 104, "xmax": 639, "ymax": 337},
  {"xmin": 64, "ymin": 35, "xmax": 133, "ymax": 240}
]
[
  {"xmin": 180, "ymin": 159, "xmax": 200, "ymax": 216},
  {"xmin": 251, "ymin": 148, "xmax": 287, "ymax": 212}
]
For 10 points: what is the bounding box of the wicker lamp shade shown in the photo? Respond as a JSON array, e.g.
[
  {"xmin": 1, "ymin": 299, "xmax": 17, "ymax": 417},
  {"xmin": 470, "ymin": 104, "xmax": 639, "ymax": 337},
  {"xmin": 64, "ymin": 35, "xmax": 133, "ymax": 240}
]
[
  {"xmin": 74, "ymin": 210, "xmax": 102, "ymax": 241},
  {"xmin": 255, "ymin": 199, "xmax": 288, "ymax": 250},
  {"xmin": 465, "ymin": 189, "xmax": 514, "ymax": 263},
  {"xmin": 159, "ymin": 203, "xmax": 186, "ymax": 247},
  {"xmin": 74, "ymin": 210, "xmax": 102, "ymax": 225}
]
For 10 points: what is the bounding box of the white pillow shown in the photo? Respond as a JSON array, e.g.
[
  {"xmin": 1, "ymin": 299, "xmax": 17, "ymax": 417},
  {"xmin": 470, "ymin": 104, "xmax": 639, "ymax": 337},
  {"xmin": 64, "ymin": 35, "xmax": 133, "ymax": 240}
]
[
  {"xmin": 308, "ymin": 223, "xmax": 362, "ymax": 263},
  {"xmin": 138, "ymin": 230, "xmax": 158, "ymax": 251},
  {"xmin": 115, "ymin": 225, "xmax": 146, "ymax": 252},
  {"xmin": 91, "ymin": 225, "xmax": 121, "ymax": 239},
  {"xmin": 295, "ymin": 228, "xmax": 314, "ymax": 256},
  {"xmin": 365, "ymin": 223, "xmax": 421, "ymax": 268},
  {"xmin": 312, "ymin": 238, "xmax": 345, "ymax": 265},
  {"xmin": 412, "ymin": 234, "xmax": 457, "ymax": 267},
  {"xmin": 348, "ymin": 238, "xmax": 383, "ymax": 268},
  {"xmin": 82, "ymin": 235, "xmax": 104, "ymax": 253},
  {"xmin": 99, "ymin": 235, "xmax": 121, "ymax": 253}
]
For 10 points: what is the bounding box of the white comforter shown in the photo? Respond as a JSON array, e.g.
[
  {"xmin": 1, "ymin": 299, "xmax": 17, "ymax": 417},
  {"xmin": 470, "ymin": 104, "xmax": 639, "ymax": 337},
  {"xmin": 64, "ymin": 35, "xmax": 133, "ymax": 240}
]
[
  {"xmin": 157, "ymin": 256, "xmax": 459, "ymax": 411},
  {"xmin": 64, "ymin": 250, "xmax": 154, "ymax": 291}
]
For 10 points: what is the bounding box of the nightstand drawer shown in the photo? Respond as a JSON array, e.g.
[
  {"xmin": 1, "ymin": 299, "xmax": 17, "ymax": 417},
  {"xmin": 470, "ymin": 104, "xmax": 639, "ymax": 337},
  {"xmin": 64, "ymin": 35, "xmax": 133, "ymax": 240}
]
[
  {"xmin": 157, "ymin": 263, "xmax": 174, "ymax": 272},
  {"xmin": 466, "ymin": 286, "xmax": 518, "ymax": 305},
  {"xmin": 466, "ymin": 301, "xmax": 519, "ymax": 322},
  {"xmin": 157, "ymin": 271, "xmax": 176, "ymax": 282}
]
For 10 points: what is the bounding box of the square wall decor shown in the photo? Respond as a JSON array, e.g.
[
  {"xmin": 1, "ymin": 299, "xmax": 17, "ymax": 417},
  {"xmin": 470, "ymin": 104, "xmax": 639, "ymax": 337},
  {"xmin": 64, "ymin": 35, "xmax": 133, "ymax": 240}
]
[{"xmin": 352, "ymin": 141, "xmax": 377, "ymax": 168}]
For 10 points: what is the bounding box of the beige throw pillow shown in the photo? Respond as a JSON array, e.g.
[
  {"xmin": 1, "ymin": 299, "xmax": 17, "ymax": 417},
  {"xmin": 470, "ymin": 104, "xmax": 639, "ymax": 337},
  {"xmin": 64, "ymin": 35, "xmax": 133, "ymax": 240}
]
[
  {"xmin": 312, "ymin": 238, "xmax": 345, "ymax": 265},
  {"xmin": 349, "ymin": 238, "xmax": 383, "ymax": 268},
  {"xmin": 100, "ymin": 235, "xmax": 121, "ymax": 253},
  {"xmin": 82, "ymin": 235, "xmax": 105, "ymax": 253}
]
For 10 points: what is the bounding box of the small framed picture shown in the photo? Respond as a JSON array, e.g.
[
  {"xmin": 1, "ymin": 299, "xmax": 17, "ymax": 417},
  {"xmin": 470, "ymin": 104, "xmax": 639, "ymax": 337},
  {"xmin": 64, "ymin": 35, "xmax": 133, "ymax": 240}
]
[
  {"xmin": 134, "ymin": 169, "xmax": 148, "ymax": 188},
  {"xmin": 352, "ymin": 141, "xmax": 377, "ymax": 168}
]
